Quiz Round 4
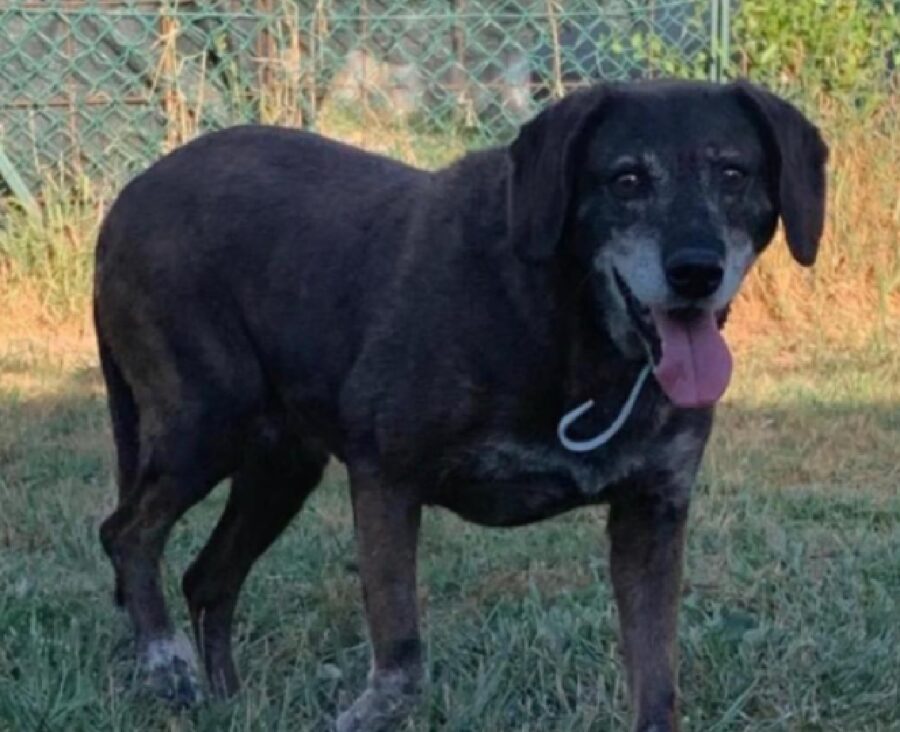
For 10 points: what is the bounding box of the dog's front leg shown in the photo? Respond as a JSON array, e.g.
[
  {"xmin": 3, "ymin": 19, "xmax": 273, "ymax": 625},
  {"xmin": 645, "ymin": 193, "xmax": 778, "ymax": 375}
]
[
  {"xmin": 608, "ymin": 488, "xmax": 689, "ymax": 732},
  {"xmin": 337, "ymin": 467, "xmax": 423, "ymax": 732}
]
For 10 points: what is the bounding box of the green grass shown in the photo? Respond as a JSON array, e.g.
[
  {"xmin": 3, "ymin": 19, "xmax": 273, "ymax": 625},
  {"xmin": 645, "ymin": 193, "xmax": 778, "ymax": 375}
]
[{"xmin": 0, "ymin": 331, "xmax": 897, "ymax": 732}]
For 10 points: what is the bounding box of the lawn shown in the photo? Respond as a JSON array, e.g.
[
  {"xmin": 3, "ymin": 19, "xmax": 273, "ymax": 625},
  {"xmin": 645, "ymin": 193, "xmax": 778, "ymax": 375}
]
[{"xmin": 0, "ymin": 306, "xmax": 897, "ymax": 731}]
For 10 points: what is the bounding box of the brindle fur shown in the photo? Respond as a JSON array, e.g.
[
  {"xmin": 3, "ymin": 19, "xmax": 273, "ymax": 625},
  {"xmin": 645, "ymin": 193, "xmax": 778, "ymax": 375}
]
[{"xmin": 94, "ymin": 79, "xmax": 827, "ymax": 731}]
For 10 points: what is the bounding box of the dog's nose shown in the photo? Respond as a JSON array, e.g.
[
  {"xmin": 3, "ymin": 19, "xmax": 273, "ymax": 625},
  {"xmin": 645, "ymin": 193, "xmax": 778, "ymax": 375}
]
[{"xmin": 664, "ymin": 248, "xmax": 724, "ymax": 299}]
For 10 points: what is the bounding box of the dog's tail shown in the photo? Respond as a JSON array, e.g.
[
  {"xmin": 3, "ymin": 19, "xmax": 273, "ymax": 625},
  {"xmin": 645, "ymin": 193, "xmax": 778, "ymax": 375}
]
[{"xmin": 97, "ymin": 330, "xmax": 140, "ymax": 494}]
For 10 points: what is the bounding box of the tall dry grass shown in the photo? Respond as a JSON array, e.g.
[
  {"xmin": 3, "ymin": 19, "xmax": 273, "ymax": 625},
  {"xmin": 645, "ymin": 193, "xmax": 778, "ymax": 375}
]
[
  {"xmin": 3, "ymin": 101, "xmax": 897, "ymax": 358},
  {"xmin": 728, "ymin": 98, "xmax": 900, "ymax": 352}
]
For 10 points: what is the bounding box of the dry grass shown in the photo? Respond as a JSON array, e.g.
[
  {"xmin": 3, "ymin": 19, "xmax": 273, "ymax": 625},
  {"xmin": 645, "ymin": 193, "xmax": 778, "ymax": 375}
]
[
  {"xmin": 3, "ymin": 94, "xmax": 898, "ymax": 356},
  {"xmin": 728, "ymin": 99, "xmax": 900, "ymax": 350}
]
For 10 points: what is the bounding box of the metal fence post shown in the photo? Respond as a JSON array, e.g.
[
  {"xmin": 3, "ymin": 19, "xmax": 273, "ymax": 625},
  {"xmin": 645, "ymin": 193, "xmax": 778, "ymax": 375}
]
[
  {"xmin": 720, "ymin": 0, "xmax": 731, "ymax": 80},
  {"xmin": 710, "ymin": 0, "xmax": 731, "ymax": 82}
]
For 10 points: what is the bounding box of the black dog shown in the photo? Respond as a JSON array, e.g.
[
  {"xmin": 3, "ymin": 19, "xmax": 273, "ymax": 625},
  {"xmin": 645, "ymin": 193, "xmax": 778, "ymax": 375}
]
[{"xmin": 94, "ymin": 79, "xmax": 827, "ymax": 731}]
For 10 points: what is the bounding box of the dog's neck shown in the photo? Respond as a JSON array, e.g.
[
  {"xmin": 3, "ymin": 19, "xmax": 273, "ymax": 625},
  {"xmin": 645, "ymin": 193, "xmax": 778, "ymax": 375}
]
[
  {"xmin": 559, "ymin": 281, "xmax": 651, "ymax": 407},
  {"xmin": 498, "ymin": 245, "xmax": 655, "ymax": 425}
]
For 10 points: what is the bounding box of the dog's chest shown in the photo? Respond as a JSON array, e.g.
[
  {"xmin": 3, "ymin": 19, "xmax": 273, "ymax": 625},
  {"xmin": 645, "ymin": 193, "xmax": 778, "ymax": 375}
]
[{"xmin": 463, "ymin": 403, "xmax": 703, "ymax": 496}]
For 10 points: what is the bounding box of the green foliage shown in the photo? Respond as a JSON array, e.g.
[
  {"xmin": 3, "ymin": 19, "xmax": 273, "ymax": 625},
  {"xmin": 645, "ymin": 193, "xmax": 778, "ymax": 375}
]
[
  {"xmin": 626, "ymin": 26, "xmax": 712, "ymax": 81},
  {"xmin": 729, "ymin": 0, "xmax": 900, "ymax": 99}
]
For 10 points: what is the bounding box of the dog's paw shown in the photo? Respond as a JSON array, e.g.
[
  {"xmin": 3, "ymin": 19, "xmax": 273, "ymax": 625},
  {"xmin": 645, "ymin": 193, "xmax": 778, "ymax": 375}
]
[
  {"xmin": 336, "ymin": 669, "xmax": 419, "ymax": 732},
  {"xmin": 138, "ymin": 632, "xmax": 204, "ymax": 708}
]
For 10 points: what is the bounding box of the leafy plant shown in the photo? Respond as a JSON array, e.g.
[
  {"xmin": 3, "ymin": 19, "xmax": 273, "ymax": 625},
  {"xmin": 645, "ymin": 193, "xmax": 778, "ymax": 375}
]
[{"xmin": 729, "ymin": 0, "xmax": 900, "ymax": 103}]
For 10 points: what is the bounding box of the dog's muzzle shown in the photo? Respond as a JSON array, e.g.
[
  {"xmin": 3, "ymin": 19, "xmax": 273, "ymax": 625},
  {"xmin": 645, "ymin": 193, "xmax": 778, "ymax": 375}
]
[{"xmin": 612, "ymin": 268, "xmax": 733, "ymax": 410}]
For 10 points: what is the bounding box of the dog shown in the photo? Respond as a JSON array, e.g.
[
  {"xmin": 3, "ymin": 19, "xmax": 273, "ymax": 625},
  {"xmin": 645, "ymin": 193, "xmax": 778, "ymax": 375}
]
[{"xmin": 93, "ymin": 79, "xmax": 827, "ymax": 731}]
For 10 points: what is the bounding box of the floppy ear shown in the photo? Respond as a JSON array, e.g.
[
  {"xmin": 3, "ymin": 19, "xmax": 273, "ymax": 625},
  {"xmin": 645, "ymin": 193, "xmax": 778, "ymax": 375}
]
[
  {"xmin": 734, "ymin": 80, "xmax": 829, "ymax": 267},
  {"xmin": 507, "ymin": 87, "xmax": 609, "ymax": 263}
]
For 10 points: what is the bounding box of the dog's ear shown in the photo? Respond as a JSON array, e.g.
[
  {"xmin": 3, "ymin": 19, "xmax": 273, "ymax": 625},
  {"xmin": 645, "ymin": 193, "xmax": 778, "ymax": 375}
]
[
  {"xmin": 507, "ymin": 87, "xmax": 609, "ymax": 263},
  {"xmin": 735, "ymin": 80, "xmax": 829, "ymax": 267}
]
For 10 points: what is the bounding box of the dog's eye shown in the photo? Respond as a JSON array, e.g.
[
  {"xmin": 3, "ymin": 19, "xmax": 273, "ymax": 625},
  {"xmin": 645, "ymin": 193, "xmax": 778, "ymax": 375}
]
[
  {"xmin": 610, "ymin": 171, "xmax": 646, "ymax": 199},
  {"xmin": 721, "ymin": 166, "xmax": 747, "ymax": 192}
]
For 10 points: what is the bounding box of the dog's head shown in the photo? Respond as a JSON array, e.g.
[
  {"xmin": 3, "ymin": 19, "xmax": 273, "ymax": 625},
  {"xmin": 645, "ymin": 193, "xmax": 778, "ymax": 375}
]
[{"xmin": 507, "ymin": 79, "xmax": 828, "ymax": 409}]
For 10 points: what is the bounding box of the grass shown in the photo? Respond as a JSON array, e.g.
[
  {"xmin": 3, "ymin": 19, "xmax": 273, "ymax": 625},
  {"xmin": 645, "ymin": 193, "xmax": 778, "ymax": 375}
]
[
  {"xmin": 0, "ymin": 315, "xmax": 897, "ymax": 732},
  {"xmin": 0, "ymin": 89, "xmax": 898, "ymax": 730}
]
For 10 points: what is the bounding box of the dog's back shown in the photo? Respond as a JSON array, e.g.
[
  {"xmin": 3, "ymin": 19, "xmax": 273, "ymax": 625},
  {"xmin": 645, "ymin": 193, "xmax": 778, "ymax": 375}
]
[
  {"xmin": 96, "ymin": 125, "xmax": 426, "ymax": 307},
  {"xmin": 94, "ymin": 127, "xmax": 429, "ymax": 434}
]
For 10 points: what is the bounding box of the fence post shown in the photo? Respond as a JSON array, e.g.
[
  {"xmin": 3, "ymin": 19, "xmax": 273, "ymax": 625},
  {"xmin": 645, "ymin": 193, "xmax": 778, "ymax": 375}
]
[
  {"xmin": 720, "ymin": 0, "xmax": 731, "ymax": 80},
  {"xmin": 710, "ymin": 0, "xmax": 731, "ymax": 82}
]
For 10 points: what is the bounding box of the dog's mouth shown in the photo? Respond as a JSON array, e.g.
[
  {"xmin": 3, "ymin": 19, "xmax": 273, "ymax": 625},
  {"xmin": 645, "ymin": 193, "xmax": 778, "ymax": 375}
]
[{"xmin": 613, "ymin": 269, "xmax": 733, "ymax": 409}]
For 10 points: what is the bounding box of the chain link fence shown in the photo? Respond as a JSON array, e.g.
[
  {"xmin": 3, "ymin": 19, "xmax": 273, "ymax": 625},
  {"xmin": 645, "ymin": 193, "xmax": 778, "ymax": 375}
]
[{"xmin": 0, "ymin": 0, "xmax": 724, "ymax": 200}]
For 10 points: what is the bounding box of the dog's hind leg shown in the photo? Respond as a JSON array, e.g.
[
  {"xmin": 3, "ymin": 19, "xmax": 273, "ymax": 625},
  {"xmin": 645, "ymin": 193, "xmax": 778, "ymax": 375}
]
[
  {"xmin": 182, "ymin": 431, "xmax": 328, "ymax": 698},
  {"xmin": 97, "ymin": 336, "xmax": 141, "ymax": 608},
  {"xmin": 99, "ymin": 404, "xmax": 240, "ymax": 706}
]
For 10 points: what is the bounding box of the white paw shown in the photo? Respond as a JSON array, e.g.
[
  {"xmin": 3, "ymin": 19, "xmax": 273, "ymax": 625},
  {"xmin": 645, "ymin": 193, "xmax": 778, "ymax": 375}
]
[
  {"xmin": 139, "ymin": 631, "xmax": 204, "ymax": 707},
  {"xmin": 336, "ymin": 669, "xmax": 419, "ymax": 732}
]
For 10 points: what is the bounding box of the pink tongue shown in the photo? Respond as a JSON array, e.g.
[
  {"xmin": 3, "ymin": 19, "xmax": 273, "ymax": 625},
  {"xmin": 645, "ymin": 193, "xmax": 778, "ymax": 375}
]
[{"xmin": 650, "ymin": 309, "xmax": 733, "ymax": 408}]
